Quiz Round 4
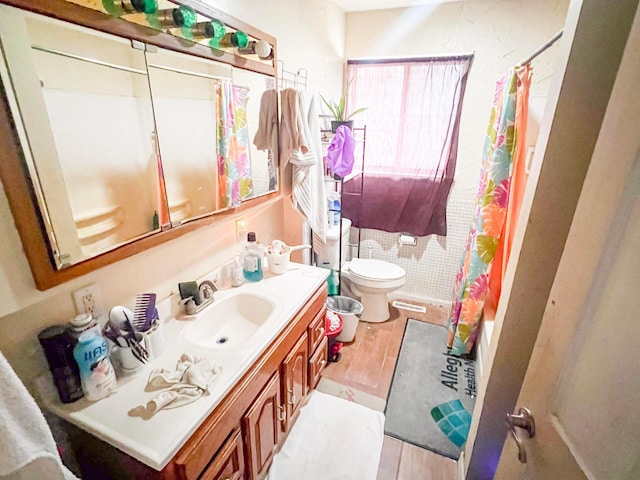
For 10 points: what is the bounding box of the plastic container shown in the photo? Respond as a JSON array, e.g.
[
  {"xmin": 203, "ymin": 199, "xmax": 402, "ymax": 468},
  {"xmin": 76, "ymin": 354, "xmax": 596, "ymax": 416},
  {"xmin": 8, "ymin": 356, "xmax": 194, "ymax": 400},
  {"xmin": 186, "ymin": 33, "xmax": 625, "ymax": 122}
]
[
  {"xmin": 73, "ymin": 331, "xmax": 117, "ymax": 401},
  {"xmin": 243, "ymin": 232, "xmax": 263, "ymax": 282},
  {"xmin": 326, "ymin": 295, "xmax": 363, "ymax": 343},
  {"xmin": 68, "ymin": 313, "xmax": 101, "ymax": 340},
  {"xmin": 38, "ymin": 325, "xmax": 84, "ymax": 403},
  {"xmin": 313, "ymin": 218, "xmax": 351, "ymax": 270}
]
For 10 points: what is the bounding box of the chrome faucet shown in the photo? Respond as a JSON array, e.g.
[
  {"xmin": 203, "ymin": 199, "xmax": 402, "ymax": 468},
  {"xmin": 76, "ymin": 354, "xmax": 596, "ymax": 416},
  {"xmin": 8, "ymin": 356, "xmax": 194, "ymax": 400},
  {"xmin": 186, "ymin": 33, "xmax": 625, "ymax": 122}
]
[{"xmin": 179, "ymin": 280, "xmax": 218, "ymax": 315}]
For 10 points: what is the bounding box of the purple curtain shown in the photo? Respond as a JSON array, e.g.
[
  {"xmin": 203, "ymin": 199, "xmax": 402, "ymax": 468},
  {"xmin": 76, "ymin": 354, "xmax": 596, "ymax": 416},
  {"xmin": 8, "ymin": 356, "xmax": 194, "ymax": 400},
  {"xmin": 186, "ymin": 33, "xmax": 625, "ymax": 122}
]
[{"xmin": 343, "ymin": 56, "xmax": 472, "ymax": 236}]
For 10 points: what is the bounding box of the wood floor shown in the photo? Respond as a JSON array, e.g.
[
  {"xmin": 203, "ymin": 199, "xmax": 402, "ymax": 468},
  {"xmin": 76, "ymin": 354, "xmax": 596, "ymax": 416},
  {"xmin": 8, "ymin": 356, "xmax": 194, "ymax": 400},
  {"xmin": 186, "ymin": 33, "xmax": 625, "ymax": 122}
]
[{"xmin": 321, "ymin": 299, "xmax": 458, "ymax": 480}]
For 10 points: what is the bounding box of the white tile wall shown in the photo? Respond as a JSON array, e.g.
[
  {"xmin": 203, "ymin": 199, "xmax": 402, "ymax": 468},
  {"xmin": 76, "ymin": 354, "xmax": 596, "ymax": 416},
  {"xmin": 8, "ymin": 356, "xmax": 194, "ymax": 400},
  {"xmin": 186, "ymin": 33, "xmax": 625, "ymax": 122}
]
[{"xmin": 347, "ymin": 197, "xmax": 475, "ymax": 304}]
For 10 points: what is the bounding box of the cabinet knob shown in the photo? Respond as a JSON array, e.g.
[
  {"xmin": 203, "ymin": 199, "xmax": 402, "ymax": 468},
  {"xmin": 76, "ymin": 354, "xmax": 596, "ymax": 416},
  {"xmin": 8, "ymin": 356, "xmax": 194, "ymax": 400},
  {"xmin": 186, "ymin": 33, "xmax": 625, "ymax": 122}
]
[
  {"xmin": 287, "ymin": 388, "xmax": 295, "ymax": 405},
  {"xmin": 320, "ymin": 360, "xmax": 326, "ymax": 368}
]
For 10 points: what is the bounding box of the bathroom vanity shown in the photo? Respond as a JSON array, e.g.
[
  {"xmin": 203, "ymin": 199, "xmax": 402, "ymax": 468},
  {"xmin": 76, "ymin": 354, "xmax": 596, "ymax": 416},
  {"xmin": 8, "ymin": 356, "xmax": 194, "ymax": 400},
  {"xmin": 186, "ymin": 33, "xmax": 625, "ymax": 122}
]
[{"xmin": 42, "ymin": 265, "xmax": 329, "ymax": 480}]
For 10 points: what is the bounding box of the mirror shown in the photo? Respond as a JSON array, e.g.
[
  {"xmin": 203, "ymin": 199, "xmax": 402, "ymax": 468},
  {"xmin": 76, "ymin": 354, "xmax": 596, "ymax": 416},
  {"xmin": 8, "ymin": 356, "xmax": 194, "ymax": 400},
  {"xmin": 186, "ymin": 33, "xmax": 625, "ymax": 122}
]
[
  {"xmin": 0, "ymin": 0, "xmax": 278, "ymax": 288},
  {"xmin": 146, "ymin": 47, "xmax": 232, "ymax": 223}
]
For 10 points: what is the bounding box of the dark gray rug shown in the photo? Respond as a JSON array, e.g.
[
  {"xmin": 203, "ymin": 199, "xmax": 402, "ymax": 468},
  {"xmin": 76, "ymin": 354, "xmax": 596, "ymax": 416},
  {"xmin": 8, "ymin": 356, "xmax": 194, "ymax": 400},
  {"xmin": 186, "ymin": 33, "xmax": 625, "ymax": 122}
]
[{"xmin": 384, "ymin": 320, "xmax": 476, "ymax": 459}]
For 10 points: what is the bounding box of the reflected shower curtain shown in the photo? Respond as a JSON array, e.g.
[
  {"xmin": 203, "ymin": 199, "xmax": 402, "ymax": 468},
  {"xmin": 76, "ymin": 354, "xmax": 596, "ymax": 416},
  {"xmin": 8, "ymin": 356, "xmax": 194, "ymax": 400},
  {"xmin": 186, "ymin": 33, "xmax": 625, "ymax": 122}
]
[
  {"xmin": 216, "ymin": 80, "xmax": 253, "ymax": 209},
  {"xmin": 447, "ymin": 66, "xmax": 532, "ymax": 356}
]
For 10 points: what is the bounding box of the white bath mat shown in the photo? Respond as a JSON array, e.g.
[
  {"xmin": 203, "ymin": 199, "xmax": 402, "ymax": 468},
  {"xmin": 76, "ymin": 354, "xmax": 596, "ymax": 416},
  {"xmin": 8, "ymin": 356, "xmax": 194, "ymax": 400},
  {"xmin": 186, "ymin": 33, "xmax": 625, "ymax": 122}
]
[
  {"xmin": 316, "ymin": 377, "xmax": 386, "ymax": 412},
  {"xmin": 266, "ymin": 390, "xmax": 385, "ymax": 480}
]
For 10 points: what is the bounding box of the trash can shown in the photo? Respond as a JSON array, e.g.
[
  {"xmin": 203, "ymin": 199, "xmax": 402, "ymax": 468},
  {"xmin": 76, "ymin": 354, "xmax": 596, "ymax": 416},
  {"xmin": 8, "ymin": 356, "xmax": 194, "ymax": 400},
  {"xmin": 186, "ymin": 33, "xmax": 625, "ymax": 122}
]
[{"xmin": 326, "ymin": 296, "xmax": 363, "ymax": 343}]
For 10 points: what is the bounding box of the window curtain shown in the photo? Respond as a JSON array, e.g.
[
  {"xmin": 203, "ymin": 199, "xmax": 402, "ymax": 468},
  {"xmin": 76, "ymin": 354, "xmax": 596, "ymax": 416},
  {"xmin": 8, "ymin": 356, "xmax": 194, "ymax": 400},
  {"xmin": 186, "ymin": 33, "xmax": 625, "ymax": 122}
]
[
  {"xmin": 216, "ymin": 79, "xmax": 253, "ymax": 209},
  {"xmin": 447, "ymin": 66, "xmax": 532, "ymax": 356},
  {"xmin": 341, "ymin": 56, "xmax": 472, "ymax": 236}
]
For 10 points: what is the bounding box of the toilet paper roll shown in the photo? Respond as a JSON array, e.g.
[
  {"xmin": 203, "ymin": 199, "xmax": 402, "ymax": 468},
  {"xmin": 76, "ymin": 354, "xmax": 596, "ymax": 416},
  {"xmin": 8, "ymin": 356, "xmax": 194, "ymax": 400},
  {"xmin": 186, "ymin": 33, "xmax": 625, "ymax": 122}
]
[{"xmin": 398, "ymin": 233, "xmax": 417, "ymax": 246}]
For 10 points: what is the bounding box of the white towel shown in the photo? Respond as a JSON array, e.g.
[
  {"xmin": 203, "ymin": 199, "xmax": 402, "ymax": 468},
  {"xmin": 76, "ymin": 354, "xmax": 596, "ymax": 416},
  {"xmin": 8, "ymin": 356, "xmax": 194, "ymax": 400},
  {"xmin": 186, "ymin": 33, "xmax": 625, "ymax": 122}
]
[
  {"xmin": 289, "ymin": 92, "xmax": 316, "ymax": 166},
  {"xmin": 290, "ymin": 92, "xmax": 327, "ymax": 244},
  {"xmin": 145, "ymin": 353, "xmax": 221, "ymax": 414},
  {"xmin": 0, "ymin": 350, "xmax": 77, "ymax": 480}
]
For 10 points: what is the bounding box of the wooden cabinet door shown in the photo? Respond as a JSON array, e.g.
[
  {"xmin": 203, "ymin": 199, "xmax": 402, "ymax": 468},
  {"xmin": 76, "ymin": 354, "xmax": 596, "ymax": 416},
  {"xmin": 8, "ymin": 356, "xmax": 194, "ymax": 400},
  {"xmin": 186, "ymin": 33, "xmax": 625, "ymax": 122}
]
[
  {"xmin": 281, "ymin": 333, "xmax": 308, "ymax": 432},
  {"xmin": 199, "ymin": 429, "xmax": 244, "ymax": 480},
  {"xmin": 308, "ymin": 335, "xmax": 328, "ymax": 390},
  {"xmin": 242, "ymin": 373, "xmax": 282, "ymax": 480}
]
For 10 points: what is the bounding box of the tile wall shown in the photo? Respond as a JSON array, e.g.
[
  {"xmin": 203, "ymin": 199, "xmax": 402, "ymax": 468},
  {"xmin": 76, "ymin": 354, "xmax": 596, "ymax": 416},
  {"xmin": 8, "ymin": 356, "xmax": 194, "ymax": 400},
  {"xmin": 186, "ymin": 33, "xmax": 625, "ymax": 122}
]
[{"xmin": 347, "ymin": 198, "xmax": 475, "ymax": 305}]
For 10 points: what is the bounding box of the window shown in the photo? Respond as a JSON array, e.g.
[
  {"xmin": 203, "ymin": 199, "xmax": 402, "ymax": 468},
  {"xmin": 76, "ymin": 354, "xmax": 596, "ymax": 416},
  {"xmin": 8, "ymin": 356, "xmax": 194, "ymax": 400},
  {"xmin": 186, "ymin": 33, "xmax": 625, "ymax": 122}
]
[{"xmin": 341, "ymin": 56, "xmax": 472, "ymax": 237}]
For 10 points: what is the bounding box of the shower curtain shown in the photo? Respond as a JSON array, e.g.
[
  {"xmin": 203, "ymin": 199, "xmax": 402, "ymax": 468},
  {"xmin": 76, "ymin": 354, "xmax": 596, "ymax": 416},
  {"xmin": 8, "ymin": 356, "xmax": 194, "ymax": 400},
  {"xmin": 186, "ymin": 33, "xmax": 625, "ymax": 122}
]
[
  {"xmin": 447, "ymin": 65, "xmax": 532, "ymax": 356},
  {"xmin": 216, "ymin": 80, "xmax": 253, "ymax": 209}
]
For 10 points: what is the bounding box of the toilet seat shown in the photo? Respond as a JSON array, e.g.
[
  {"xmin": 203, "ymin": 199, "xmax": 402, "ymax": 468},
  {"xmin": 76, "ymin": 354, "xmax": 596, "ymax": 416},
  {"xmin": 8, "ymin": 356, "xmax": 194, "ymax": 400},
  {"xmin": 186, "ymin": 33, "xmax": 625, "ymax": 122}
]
[
  {"xmin": 349, "ymin": 258, "xmax": 405, "ymax": 282},
  {"xmin": 341, "ymin": 258, "xmax": 407, "ymax": 323}
]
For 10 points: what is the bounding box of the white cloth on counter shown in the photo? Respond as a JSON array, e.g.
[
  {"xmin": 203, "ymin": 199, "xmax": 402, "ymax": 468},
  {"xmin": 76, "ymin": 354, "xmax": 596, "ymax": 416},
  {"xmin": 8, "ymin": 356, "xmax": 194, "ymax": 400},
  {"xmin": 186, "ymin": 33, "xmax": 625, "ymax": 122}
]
[
  {"xmin": 145, "ymin": 353, "xmax": 222, "ymax": 415},
  {"xmin": 0, "ymin": 350, "xmax": 77, "ymax": 480}
]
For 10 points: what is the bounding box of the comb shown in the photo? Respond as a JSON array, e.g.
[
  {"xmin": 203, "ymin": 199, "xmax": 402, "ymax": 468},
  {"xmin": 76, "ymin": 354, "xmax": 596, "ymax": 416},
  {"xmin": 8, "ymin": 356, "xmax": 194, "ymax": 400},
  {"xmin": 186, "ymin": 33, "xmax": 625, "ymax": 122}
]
[{"xmin": 133, "ymin": 293, "xmax": 156, "ymax": 332}]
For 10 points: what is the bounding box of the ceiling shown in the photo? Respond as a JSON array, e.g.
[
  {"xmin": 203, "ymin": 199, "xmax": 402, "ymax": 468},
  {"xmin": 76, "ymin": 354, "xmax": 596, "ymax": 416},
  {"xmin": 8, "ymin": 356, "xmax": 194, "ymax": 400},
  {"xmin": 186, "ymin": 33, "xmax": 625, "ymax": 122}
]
[{"xmin": 334, "ymin": 0, "xmax": 463, "ymax": 13}]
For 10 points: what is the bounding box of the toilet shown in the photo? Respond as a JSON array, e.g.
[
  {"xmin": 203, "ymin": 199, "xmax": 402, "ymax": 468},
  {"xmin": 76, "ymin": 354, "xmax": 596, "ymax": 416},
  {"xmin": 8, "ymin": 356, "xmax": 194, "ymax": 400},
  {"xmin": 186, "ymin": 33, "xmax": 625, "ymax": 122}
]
[{"xmin": 341, "ymin": 257, "xmax": 406, "ymax": 323}]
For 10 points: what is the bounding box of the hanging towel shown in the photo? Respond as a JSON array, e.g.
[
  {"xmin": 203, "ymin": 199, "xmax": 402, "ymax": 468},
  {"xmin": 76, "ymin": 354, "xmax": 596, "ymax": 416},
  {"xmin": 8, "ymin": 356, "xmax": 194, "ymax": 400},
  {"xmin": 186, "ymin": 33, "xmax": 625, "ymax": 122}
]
[
  {"xmin": 144, "ymin": 353, "xmax": 222, "ymax": 415},
  {"xmin": 0, "ymin": 350, "xmax": 77, "ymax": 480},
  {"xmin": 279, "ymin": 88, "xmax": 307, "ymax": 166},
  {"xmin": 253, "ymin": 89, "xmax": 279, "ymax": 190},
  {"xmin": 289, "ymin": 92, "xmax": 317, "ymax": 166},
  {"xmin": 290, "ymin": 92, "xmax": 327, "ymax": 244},
  {"xmin": 326, "ymin": 125, "xmax": 356, "ymax": 178}
]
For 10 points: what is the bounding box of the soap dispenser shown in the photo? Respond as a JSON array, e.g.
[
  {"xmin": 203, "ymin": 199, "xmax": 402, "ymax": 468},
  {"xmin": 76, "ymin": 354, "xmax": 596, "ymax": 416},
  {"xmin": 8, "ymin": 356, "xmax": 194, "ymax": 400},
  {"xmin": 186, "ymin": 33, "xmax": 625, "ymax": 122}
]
[{"xmin": 242, "ymin": 232, "xmax": 263, "ymax": 282}]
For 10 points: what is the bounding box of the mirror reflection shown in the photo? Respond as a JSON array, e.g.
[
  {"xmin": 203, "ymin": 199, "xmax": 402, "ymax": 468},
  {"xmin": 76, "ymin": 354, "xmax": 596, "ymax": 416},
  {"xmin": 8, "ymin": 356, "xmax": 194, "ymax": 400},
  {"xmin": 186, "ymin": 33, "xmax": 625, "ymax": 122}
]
[
  {"xmin": 146, "ymin": 47, "xmax": 232, "ymax": 223},
  {"xmin": 0, "ymin": 7, "xmax": 160, "ymax": 267},
  {"xmin": 0, "ymin": 3, "xmax": 278, "ymax": 270}
]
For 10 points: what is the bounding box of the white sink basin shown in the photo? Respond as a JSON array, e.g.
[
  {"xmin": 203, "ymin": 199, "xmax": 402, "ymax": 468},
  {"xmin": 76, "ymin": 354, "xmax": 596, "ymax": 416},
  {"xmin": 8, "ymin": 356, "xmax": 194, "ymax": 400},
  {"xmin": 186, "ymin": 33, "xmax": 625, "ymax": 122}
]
[{"xmin": 183, "ymin": 292, "xmax": 276, "ymax": 350}]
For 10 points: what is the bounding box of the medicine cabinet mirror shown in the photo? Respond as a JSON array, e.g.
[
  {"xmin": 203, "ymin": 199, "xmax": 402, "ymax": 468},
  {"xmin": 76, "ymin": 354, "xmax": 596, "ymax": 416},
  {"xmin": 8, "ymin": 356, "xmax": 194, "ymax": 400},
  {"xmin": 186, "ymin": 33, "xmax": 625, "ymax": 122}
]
[{"xmin": 0, "ymin": 0, "xmax": 279, "ymax": 290}]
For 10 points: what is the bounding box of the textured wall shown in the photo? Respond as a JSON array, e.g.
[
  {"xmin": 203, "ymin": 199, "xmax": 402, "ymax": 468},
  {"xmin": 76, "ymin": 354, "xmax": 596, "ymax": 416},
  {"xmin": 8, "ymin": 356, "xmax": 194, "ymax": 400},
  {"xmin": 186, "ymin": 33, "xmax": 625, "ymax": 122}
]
[{"xmin": 344, "ymin": 0, "xmax": 569, "ymax": 304}]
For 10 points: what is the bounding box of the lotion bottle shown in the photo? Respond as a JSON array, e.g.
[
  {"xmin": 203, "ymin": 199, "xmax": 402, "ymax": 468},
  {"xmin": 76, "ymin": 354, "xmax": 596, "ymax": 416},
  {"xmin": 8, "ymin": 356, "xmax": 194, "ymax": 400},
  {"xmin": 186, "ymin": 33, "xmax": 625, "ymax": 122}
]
[{"xmin": 73, "ymin": 331, "xmax": 117, "ymax": 401}]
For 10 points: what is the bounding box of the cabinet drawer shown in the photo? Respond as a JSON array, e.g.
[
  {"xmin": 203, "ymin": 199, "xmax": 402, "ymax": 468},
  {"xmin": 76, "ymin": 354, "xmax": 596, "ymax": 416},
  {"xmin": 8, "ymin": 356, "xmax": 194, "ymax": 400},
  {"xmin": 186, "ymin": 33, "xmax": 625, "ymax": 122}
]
[
  {"xmin": 199, "ymin": 429, "xmax": 244, "ymax": 480},
  {"xmin": 307, "ymin": 307, "xmax": 326, "ymax": 354},
  {"xmin": 308, "ymin": 336, "xmax": 328, "ymax": 390}
]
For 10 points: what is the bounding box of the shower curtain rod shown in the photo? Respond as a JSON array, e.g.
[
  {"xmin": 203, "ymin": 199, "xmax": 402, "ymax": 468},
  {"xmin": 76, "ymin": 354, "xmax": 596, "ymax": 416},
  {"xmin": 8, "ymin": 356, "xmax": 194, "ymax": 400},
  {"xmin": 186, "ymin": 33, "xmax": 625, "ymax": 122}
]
[{"xmin": 518, "ymin": 29, "xmax": 564, "ymax": 66}]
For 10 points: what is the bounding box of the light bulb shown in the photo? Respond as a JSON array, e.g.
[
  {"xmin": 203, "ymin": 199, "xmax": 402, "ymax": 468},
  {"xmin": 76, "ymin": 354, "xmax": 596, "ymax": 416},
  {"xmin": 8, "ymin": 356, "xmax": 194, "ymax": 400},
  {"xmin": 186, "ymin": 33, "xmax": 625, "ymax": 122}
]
[
  {"xmin": 219, "ymin": 30, "xmax": 249, "ymax": 49},
  {"xmin": 238, "ymin": 40, "xmax": 273, "ymax": 59},
  {"xmin": 192, "ymin": 19, "xmax": 226, "ymax": 40},
  {"xmin": 103, "ymin": 0, "xmax": 157, "ymax": 15},
  {"xmin": 155, "ymin": 5, "xmax": 197, "ymax": 28}
]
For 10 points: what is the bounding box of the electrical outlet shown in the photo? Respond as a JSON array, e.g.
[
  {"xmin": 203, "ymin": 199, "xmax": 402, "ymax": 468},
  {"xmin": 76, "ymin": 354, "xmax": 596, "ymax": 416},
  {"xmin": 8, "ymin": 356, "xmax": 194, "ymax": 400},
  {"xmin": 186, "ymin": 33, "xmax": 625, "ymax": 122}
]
[
  {"xmin": 235, "ymin": 217, "xmax": 247, "ymax": 241},
  {"xmin": 72, "ymin": 283, "xmax": 104, "ymax": 318}
]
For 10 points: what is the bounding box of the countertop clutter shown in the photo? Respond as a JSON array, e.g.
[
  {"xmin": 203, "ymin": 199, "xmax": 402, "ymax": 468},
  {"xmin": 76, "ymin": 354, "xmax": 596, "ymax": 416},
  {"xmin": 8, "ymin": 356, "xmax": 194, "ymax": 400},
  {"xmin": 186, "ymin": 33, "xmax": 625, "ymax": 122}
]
[{"xmin": 40, "ymin": 263, "xmax": 329, "ymax": 471}]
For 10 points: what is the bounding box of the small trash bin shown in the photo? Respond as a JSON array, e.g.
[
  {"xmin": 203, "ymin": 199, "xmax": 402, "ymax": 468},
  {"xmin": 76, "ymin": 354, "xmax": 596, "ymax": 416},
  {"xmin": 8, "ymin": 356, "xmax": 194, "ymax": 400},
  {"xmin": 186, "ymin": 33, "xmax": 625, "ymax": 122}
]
[{"xmin": 326, "ymin": 296, "xmax": 363, "ymax": 343}]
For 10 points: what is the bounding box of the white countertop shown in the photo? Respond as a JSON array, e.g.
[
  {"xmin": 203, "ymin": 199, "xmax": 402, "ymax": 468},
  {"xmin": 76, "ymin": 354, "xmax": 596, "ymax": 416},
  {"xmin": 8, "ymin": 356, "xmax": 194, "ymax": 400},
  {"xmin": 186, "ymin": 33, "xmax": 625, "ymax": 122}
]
[{"xmin": 41, "ymin": 263, "xmax": 329, "ymax": 471}]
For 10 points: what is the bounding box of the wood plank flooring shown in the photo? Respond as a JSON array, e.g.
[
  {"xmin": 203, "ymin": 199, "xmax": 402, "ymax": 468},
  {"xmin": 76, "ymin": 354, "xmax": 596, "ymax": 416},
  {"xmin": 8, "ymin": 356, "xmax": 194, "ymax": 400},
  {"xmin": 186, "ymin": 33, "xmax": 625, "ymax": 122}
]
[{"xmin": 321, "ymin": 299, "xmax": 457, "ymax": 480}]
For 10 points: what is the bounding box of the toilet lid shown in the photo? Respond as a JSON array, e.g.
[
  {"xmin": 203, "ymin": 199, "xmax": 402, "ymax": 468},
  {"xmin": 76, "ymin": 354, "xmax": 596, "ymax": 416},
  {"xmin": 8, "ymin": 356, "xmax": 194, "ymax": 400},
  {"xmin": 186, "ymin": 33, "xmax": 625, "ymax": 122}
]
[{"xmin": 349, "ymin": 258, "xmax": 406, "ymax": 281}]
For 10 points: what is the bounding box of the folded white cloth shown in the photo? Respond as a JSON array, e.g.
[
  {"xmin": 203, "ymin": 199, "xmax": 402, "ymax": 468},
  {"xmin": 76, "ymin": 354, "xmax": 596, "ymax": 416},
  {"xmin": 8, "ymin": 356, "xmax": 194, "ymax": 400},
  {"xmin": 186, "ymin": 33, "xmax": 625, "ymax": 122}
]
[
  {"xmin": 0, "ymin": 350, "xmax": 77, "ymax": 480},
  {"xmin": 145, "ymin": 354, "xmax": 221, "ymax": 414}
]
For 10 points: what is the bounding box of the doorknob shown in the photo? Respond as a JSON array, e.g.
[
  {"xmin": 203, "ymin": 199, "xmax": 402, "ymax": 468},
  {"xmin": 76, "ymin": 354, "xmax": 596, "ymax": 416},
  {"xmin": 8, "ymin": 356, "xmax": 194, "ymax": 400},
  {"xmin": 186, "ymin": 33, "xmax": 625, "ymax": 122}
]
[{"xmin": 505, "ymin": 407, "xmax": 535, "ymax": 464}]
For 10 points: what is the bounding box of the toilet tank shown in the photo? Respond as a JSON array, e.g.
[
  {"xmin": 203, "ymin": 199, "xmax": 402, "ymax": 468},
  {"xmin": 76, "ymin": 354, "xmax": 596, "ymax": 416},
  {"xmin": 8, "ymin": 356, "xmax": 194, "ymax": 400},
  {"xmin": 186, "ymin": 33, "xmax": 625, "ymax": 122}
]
[{"xmin": 313, "ymin": 218, "xmax": 352, "ymax": 269}]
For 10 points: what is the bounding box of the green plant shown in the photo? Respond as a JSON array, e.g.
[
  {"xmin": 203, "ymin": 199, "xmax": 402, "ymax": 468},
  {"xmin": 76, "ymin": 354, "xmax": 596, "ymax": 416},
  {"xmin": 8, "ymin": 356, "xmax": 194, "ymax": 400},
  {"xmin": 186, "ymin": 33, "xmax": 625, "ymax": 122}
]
[{"xmin": 320, "ymin": 79, "xmax": 367, "ymax": 121}]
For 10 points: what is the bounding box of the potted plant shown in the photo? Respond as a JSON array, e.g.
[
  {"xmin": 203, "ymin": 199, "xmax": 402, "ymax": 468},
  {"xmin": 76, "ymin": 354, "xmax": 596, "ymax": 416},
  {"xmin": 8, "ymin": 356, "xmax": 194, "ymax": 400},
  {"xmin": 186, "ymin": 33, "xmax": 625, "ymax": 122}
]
[{"xmin": 321, "ymin": 79, "xmax": 367, "ymax": 133}]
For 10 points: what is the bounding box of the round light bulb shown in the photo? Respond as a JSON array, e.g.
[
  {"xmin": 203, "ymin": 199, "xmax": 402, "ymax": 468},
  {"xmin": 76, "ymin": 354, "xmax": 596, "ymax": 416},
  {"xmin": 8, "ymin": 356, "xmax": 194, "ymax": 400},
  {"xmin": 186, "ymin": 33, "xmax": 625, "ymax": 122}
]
[
  {"xmin": 176, "ymin": 5, "xmax": 197, "ymax": 28},
  {"xmin": 255, "ymin": 40, "xmax": 272, "ymax": 59}
]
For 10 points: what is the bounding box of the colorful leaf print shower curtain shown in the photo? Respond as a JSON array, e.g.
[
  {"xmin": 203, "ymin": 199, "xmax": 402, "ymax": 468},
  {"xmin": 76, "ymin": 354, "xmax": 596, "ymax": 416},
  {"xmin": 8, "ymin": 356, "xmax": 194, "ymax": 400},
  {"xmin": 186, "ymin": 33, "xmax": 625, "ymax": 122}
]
[
  {"xmin": 447, "ymin": 66, "xmax": 532, "ymax": 356},
  {"xmin": 216, "ymin": 79, "xmax": 253, "ymax": 209}
]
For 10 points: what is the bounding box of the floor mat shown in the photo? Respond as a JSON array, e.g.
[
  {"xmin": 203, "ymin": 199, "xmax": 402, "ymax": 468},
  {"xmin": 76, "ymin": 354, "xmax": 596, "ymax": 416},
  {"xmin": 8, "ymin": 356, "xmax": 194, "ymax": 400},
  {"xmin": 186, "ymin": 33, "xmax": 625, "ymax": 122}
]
[
  {"xmin": 384, "ymin": 320, "xmax": 477, "ymax": 459},
  {"xmin": 316, "ymin": 377, "xmax": 386, "ymax": 412},
  {"xmin": 267, "ymin": 390, "xmax": 384, "ymax": 480}
]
